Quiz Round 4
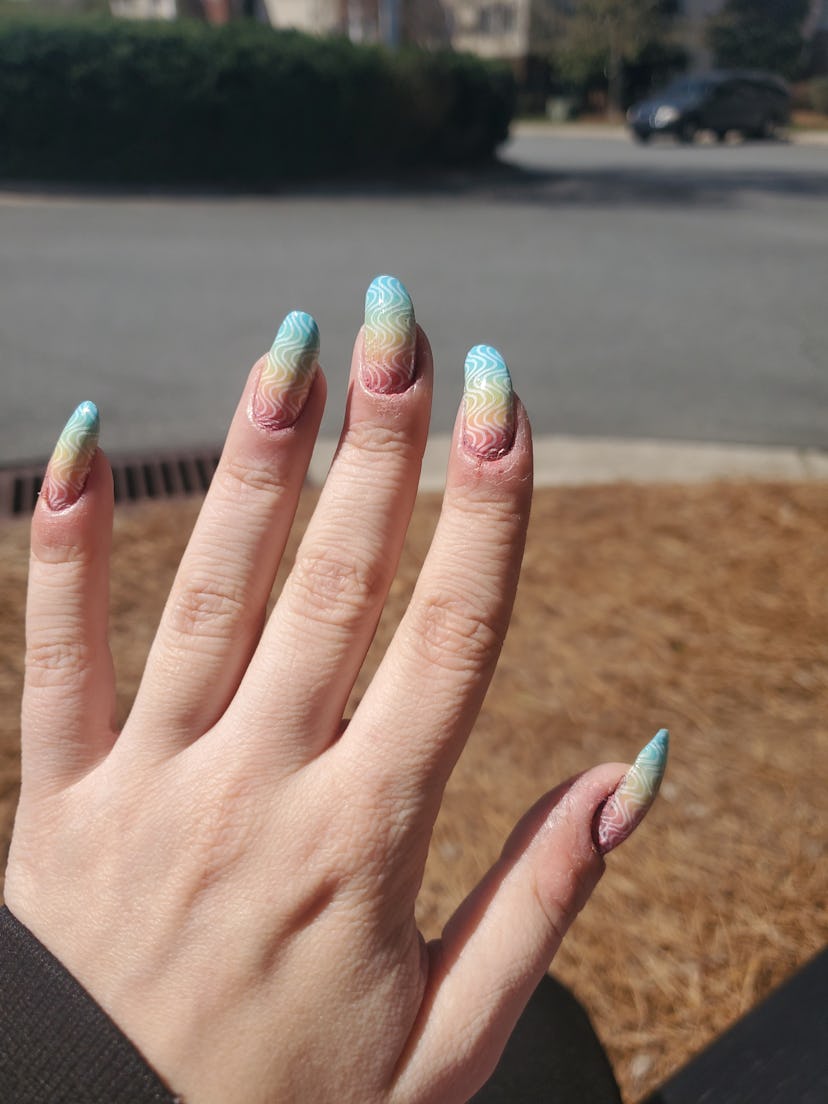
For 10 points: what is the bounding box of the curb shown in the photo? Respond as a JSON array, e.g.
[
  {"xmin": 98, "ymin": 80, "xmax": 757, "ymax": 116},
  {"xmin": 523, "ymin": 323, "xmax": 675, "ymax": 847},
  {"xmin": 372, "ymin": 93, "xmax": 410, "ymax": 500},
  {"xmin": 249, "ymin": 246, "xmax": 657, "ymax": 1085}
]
[
  {"xmin": 308, "ymin": 435, "xmax": 828, "ymax": 491},
  {"xmin": 511, "ymin": 122, "xmax": 828, "ymax": 147},
  {"xmin": 4, "ymin": 436, "xmax": 824, "ymax": 517},
  {"xmin": 512, "ymin": 123, "xmax": 628, "ymax": 141},
  {"xmin": 792, "ymin": 130, "xmax": 828, "ymax": 146}
]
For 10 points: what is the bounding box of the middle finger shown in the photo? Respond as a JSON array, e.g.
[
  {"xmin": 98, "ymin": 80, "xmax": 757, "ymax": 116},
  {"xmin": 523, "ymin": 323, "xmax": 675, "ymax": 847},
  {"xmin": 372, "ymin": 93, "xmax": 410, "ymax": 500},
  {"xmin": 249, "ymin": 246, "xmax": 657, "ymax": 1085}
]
[{"xmin": 227, "ymin": 276, "xmax": 431, "ymax": 768}]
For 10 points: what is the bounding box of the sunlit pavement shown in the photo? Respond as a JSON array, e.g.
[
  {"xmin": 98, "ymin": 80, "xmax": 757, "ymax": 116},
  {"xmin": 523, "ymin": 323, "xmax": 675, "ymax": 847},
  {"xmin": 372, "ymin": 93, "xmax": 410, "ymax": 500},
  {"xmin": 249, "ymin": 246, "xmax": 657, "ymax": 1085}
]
[{"xmin": 1, "ymin": 133, "xmax": 826, "ymax": 467}]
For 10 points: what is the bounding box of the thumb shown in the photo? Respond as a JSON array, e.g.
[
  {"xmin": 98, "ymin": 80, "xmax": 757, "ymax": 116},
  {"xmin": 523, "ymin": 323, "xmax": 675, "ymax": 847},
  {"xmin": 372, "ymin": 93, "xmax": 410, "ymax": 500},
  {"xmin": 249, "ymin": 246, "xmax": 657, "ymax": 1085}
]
[{"xmin": 394, "ymin": 731, "xmax": 669, "ymax": 1104}]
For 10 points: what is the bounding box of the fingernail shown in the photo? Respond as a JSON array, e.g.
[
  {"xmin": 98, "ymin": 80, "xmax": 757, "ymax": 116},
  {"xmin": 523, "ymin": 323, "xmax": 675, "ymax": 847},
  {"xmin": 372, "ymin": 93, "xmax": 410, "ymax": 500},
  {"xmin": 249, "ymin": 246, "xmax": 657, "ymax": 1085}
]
[
  {"xmin": 593, "ymin": 729, "xmax": 669, "ymax": 855},
  {"xmin": 252, "ymin": 310, "xmax": 320, "ymax": 429},
  {"xmin": 42, "ymin": 401, "xmax": 100, "ymax": 511},
  {"xmin": 462, "ymin": 345, "xmax": 515, "ymax": 459},
  {"xmin": 361, "ymin": 274, "xmax": 417, "ymax": 394}
]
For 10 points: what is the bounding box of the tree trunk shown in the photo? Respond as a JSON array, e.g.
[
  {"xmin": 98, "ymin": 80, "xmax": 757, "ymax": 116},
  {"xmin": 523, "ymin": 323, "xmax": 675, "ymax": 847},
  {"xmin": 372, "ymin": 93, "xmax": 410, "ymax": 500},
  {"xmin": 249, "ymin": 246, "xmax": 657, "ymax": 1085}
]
[{"xmin": 607, "ymin": 24, "xmax": 620, "ymax": 119}]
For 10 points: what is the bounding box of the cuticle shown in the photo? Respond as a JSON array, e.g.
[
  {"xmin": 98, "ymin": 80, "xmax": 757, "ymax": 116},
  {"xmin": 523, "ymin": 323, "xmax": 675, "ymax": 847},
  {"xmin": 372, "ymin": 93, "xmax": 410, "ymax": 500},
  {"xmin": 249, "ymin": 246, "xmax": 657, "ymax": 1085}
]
[
  {"xmin": 41, "ymin": 494, "xmax": 72, "ymax": 514},
  {"xmin": 590, "ymin": 797, "xmax": 610, "ymax": 855}
]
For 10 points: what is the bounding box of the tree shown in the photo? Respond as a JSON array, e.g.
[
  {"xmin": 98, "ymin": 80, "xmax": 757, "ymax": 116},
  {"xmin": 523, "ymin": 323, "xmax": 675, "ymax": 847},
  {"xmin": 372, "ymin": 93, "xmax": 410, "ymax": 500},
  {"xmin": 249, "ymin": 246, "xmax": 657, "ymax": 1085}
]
[
  {"xmin": 535, "ymin": 0, "xmax": 677, "ymax": 115},
  {"xmin": 707, "ymin": 0, "xmax": 810, "ymax": 79}
]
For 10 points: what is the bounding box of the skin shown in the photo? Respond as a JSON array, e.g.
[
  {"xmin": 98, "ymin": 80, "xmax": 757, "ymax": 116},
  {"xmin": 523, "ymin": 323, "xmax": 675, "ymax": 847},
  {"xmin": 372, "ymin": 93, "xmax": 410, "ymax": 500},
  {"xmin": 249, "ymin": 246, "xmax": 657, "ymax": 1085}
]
[{"xmin": 4, "ymin": 317, "xmax": 634, "ymax": 1104}]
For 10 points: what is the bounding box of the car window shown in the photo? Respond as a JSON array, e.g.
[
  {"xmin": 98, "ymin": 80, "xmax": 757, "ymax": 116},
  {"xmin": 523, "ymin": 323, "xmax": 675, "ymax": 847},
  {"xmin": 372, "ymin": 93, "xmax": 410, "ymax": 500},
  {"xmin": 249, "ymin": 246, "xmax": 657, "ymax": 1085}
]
[{"xmin": 665, "ymin": 78, "xmax": 714, "ymax": 97}]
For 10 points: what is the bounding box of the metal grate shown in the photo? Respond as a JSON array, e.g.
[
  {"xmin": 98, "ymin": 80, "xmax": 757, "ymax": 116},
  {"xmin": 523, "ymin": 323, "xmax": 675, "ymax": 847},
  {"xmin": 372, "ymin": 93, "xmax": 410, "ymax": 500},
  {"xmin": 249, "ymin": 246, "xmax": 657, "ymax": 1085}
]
[{"xmin": 0, "ymin": 447, "xmax": 222, "ymax": 518}]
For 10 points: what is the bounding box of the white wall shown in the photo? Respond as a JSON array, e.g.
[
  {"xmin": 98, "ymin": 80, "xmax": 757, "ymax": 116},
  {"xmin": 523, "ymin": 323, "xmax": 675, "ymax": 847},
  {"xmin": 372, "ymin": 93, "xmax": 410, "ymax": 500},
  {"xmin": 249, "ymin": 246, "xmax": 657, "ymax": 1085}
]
[
  {"xmin": 442, "ymin": 1, "xmax": 531, "ymax": 59},
  {"xmin": 263, "ymin": 0, "xmax": 343, "ymax": 32}
]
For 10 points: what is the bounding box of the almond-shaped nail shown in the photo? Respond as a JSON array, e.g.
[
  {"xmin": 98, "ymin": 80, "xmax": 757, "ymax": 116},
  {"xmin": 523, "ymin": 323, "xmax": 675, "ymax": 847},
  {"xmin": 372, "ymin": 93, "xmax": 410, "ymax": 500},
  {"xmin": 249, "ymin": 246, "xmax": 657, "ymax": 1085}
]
[
  {"xmin": 594, "ymin": 729, "xmax": 669, "ymax": 855},
  {"xmin": 361, "ymin": 274, "xmax": 416, "ymax": 394},
  {"xmin": 462, "ymin": 344, "xmax": 515, "ymax": 459},
  {"xmin": 42, "ymin": 401, "xmax": 100, "ymax": 511},
  {"xmin": 252, "ymin": 310, "xmax": 320, "ymax": 429}
]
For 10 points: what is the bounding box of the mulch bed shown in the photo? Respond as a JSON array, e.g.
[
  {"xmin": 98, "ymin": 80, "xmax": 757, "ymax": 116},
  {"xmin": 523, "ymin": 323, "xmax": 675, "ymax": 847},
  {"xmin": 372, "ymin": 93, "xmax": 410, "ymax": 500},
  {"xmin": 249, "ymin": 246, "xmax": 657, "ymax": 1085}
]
[{"xmin": 1, "ymin": 480, "xmax": 826, "ymax": 1102}]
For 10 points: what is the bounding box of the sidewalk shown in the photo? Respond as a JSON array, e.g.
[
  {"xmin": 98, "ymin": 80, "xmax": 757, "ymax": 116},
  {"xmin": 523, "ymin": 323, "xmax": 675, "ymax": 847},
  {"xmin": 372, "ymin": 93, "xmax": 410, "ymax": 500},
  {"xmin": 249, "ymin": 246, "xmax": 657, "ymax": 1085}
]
[{"xmin": 308, "ymin": 434, "xmax": 828, "ymax": 491}]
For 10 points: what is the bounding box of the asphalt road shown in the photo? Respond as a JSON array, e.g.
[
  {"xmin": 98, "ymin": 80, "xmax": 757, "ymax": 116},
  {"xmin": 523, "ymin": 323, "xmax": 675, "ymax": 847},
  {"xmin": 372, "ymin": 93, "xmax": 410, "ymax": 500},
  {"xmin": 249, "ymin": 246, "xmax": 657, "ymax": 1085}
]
[{"xmin": 1, "ymin": 132, "xmax": 826, "ymax": 465}]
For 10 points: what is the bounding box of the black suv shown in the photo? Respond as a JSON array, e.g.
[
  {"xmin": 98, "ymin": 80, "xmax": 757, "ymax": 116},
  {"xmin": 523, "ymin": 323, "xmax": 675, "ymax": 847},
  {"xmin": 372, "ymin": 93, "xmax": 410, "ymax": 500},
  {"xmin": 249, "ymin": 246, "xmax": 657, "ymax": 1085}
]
[{"xmin": 627, "ymin": 71, "xmax": 791, "ymax": 144}]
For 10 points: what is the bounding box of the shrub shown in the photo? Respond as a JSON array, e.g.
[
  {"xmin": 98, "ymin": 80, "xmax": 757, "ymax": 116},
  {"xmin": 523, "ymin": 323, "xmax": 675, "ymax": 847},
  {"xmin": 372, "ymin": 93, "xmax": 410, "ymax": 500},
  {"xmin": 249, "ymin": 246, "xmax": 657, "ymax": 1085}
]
[
  {"xmin": 0, "ymin": 17, "xmax": 515, "ymax": 184},
  {"xmin": 809, "ymin": 77, "xmax": 828, "ymax": 116}
]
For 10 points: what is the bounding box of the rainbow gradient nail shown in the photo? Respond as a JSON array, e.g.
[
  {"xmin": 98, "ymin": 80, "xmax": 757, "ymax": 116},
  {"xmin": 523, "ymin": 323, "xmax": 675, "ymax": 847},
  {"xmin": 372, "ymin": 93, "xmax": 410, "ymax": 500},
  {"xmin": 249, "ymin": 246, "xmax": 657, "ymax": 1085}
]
[
  {"xmin": 42, "ymin": 401, "xmax": 100, "ymax": 511},
  {"xmin": 462, "ymin": 345, "xmax": 515, "ymax": 459},
  {"xmin": 361, "ymin": 274, "xmax": 416, "ymax": 394},
  {"xmin": 594, "ymin": 729, "xmax": 669, "ymax": 855},
  {"xmin": 252, "ymin": 311, "xmax": 320, "ymax": 430}
]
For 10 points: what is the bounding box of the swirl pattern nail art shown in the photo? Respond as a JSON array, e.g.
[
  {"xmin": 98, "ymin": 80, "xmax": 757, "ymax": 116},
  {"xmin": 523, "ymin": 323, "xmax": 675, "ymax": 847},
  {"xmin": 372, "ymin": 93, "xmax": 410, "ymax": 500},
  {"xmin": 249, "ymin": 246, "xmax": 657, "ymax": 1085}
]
[
  {"xmin": 462, "ymin": 344, "xmax": 515, "ymax": 459},
  {"xmin": 42, "ymin": 401, "xmax": 100, "ymax": 510},
  {"xmin": 361, "ymin": 275, "xmax": 416, "ymax": 394},
  {"xmin": 595, "ymin": 729, "xmax": 669, "ymax": 855},
  {"xmin": 252, "ymin": 311, "xmax": 320, "ymax": 429}
]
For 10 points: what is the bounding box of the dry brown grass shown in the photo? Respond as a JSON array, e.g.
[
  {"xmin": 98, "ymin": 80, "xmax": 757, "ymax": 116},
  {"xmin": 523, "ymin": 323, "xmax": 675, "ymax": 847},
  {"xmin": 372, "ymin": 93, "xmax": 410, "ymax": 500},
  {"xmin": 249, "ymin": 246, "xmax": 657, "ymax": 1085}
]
[{"xmin": 1, "ymin": 480, "xmax": 826, "ymax": 1102}]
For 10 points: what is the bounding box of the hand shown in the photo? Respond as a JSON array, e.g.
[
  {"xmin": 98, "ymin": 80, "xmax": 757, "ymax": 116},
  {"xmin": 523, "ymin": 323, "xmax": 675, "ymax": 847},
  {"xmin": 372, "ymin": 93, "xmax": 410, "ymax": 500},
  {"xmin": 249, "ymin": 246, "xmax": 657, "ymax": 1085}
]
[{"xmin": 4, "ymin": 276, "xmax": 666, "ymax": 1104}]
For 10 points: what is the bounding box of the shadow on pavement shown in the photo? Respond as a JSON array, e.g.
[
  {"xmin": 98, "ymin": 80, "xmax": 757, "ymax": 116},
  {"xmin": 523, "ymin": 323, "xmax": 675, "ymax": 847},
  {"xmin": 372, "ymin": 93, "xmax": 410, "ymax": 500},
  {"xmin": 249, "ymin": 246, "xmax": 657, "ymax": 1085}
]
[
  {"xmin": 2, "ymin": 145, "xmax": 827, "ymax": 210},
  {"xmin": 464, "ymin": 161, "xmax": 828, "ymax": 209}
]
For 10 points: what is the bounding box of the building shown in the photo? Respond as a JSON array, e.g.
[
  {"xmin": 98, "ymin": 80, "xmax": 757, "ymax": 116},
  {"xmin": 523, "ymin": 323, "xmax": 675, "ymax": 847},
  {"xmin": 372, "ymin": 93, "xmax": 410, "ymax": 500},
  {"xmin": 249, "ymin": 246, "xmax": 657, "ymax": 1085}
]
[
  {"xmin": 258, "ymin": 1, "xmax": 451, "ymax": 46},
  {"xmin": 251, "ymin": 1, "xmax": 533, "ymax": 56},
  {"xmin": 440, "ymin": 2, "xmax": 532, "ymax": 60},
  {"xmin": 105, "ymin": 0, "xmax": 828, "ymax": 77},
  {"xmin": 106, "ymin": 0, "xmax": 176, "ymax": 16},
  {"xmin": 262, "ymin": 0, "xmax": 343, "ymax": 33}
]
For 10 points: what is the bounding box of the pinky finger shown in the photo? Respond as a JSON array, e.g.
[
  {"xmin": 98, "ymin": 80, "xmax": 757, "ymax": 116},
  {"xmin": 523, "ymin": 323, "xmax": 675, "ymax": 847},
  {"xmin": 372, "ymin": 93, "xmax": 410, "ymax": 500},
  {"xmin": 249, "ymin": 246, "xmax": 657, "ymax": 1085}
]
[
  {"xmin": 394, "ymin": 733, "xmax": 668, "ymax": 1104},
  {"xmin": 23, "ymin": 403, "xmax": 116, "ymax": 791}
]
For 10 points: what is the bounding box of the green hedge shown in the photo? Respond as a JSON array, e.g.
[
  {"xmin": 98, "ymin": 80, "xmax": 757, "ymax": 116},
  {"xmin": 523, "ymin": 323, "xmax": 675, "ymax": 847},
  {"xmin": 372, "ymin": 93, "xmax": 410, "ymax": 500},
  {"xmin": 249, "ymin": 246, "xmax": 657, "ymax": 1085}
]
[
  {"xmin": 810, "ymin": 77, "xmax": 828, "ymax": 116},
  {"xmin": 0, "ymin": 18, "xmax": 515, "ymax": 184}
]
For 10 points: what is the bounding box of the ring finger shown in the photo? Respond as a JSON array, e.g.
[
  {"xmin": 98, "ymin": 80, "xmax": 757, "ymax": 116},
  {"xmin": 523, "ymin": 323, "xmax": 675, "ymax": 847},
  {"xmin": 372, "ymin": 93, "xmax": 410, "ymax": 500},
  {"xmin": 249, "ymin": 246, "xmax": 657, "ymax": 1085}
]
[{"xmin": 343, "ymin": 345, "xmax": 532, "ymax": 818}]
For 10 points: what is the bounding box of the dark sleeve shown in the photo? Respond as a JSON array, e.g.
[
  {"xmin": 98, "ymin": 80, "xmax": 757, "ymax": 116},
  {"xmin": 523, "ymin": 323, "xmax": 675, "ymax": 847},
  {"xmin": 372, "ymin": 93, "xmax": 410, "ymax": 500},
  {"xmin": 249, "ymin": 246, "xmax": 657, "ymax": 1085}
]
[{"xmin": 0, "ymin": 906, "xmax": 181, "ymax": 1103}]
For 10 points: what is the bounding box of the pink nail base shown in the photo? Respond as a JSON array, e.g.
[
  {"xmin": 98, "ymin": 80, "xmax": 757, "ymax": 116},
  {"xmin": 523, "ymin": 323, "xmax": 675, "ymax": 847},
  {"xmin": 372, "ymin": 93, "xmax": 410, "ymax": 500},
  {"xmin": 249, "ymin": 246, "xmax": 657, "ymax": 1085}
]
[
  {"xmin": 359, "ymin": 362, "xmax": 416, "ymax": 396},
  {"xmin": 461, "ymin": 426, "xmax": 515, "ymax": 461},
  {"xmin": 251, "ymin": 387, "xmax": 307, "ymax": 431}
]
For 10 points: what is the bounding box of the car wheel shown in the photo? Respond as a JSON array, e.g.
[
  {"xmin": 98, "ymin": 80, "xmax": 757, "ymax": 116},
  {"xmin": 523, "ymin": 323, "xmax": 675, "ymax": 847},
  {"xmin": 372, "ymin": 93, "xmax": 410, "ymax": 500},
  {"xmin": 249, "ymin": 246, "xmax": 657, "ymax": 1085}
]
[
  {"xmin": 677, "ymin": 120, "xmax": 698, "ymax": 144},
  {"xmin": 633, "ymin": 131, "xmax": 651, "ymax": 144},
  {"xmin": 749, "ymin": 116, "xmax": 774, "ymax": 141},
  {"xmin": 715, "ymin": 129, "xmax": 728, "ymax": 143}
]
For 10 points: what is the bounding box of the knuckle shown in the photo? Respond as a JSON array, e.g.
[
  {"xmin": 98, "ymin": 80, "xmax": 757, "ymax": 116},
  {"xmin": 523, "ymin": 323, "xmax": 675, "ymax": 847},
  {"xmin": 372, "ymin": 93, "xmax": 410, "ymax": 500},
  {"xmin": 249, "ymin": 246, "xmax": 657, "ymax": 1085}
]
[
  {"xmin": 183, "ymin": 773, "xmax": 264, "ymax": 902},
  {"xmin": 531, "ymin": 859, "xmax": 592, "ymax": 945},
  {"xmin": 166, "ymin": 578, "xmax": 248, "ymax": 641},
  {"xmin": 529, "ymin": 872, "xmax": 567, "ymax": 947},
  {"xmin": 354, "ymin": 792, "xmax": 411, "ymax": 866},
  {"xmin": 408, "ymin": 591, "xmax": 502, "ymax": 674},
  {"xmin": 331, "ymin": 801, "xmax": 418, "ymax": 908},
  {"xmin": 287, "ymin": 546, "xmax": 385, "ymax": 627},
  {"xmin": 215, "ymin": 454, "xmax": 289, "ymax": 503},
  {"xmin": 341, "ymin": 420, "xmax": 419, "ymax": 464},
  {"xmin": 25, "ymin": 638, "xmax": 92, "ymax": 686},
  {"xmin": 30, "ymin": 540, "xmax": 90, "ymax": 568}
]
